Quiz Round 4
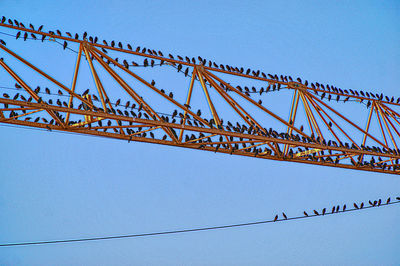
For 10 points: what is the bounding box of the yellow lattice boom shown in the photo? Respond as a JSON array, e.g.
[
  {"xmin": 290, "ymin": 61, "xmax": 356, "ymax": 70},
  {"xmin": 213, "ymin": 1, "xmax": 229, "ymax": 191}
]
[{"xmin": 0, "ymin": 17, "xmax": 399, "ymax": 175}]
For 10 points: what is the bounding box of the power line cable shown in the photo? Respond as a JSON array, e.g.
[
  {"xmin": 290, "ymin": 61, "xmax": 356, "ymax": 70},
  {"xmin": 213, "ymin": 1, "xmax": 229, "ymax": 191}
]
[{"xmin": 0, "ymin": 197, "xmax": 398, "ymax": 247}]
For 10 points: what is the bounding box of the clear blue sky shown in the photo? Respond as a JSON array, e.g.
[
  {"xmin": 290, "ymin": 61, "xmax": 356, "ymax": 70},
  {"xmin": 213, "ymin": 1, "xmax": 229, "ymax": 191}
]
[{"xmin": 0, "ymin": 0, "xmax": 399, "ymax": 265}]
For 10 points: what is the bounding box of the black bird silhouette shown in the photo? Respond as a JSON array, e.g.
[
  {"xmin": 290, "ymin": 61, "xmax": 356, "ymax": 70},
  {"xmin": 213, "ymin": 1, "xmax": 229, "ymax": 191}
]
[
  {"xmin": 127, "ymin": 44, "xmax": 132, "ymax": 50},
  {"xmin": 313, "ymin": 210, "xmax": 319, "ymax": 215},
  {"xmin": 118, "ymin": 42, "xmax": 122, "ymax": 49},
  {"xmin": 282, "ymin": 212, "xmax": 287, "ymax": 219},
  {"xmin": 175, "ymin": 64, "xmax": 182, "ymax": 72},
  {"xmin": 63, "ymin": 41, "xmax": 67, "ymax": 50},
  {"xmin": 123, "ymin": 60, "xmax": 129, "ymax": 69},
  {"xmin": 303, "ymin": 211, "xmax": 308, "ymax": 216},
  {"xmin": 274, "ymin": 215, "xmax": 278, "ymax": 222},
  {"xmin": 16, "ymin": 31, "xmax": 21, "ymax": 39}
]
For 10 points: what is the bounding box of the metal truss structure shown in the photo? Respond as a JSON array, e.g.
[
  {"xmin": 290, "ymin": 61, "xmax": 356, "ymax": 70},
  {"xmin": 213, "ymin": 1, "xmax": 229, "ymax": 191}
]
[{"xmin": 0, "ymin": 18, "xmax": 399, "ymax": 175}]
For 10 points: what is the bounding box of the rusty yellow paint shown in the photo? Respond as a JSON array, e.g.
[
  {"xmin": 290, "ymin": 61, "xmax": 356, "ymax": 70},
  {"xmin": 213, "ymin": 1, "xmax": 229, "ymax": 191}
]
[{"xmin": 295, "ymin": 148, "xmax": 322, "ymax": 158}]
